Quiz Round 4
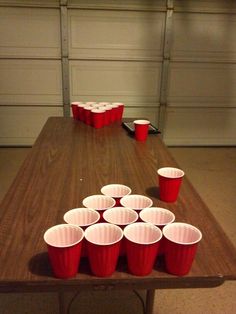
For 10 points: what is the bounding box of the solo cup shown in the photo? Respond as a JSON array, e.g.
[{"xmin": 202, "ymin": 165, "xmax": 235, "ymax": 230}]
[
  {"xmin": 71, "ymin": 102, "xmax": 81, "ymax": 120},
  {"xmin": 103, "ymin": 207, "xmax": 138, "ymax": 255},
  {"xmin": 157, "ymin": 167, "xmax": 185, "ymax": 202},
  {"xmin": 163, "ymin": 222, "xmax": 202, "ymax": 276},
  {"xmin": 44, "ymin": 224, "xmax": 84, "ymax": 279},
  {"xmin": 133, "ymin": 120, "xmax": 150, "ymax": 141},
  {"xmin": 120, "ymin": 194, "xmax": 153, "ymax": 216},
  {"xmin": 91, "ymin": 108, "xmax": 106, "ymax": 129},
  {"xmin": 63, "ymin": 208, "xmax": 100, "ymax": 257},
  {"xmin": 101, "ymin": 184, "xmax": 132, "ymax": 206},
  {"xmin": 139, "ymin": 207, "xmax": 175, "ymax": 255},
  {"xmin": 112, "ymin": 102, "xmax": 124, "ymax": 120},
  {"xmin": 82, "ymin": 195, "xmax": 116, "ymax": 221},
  {"xmin": 124, "ymin": 222, "xmax": 162, "ymax": 276},
  {"xmin": 85, "ymin": 223, "xmax": 123, "ymax": 277},
  {"xmin": 83, "ymin": 106, "xmax": 93, "ymax": 125}
]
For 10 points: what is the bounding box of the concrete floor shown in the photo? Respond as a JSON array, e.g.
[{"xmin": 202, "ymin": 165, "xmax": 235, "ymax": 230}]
[{"xmin": 0, "ymin": 147, "xmax": 235, "ymax": 314}]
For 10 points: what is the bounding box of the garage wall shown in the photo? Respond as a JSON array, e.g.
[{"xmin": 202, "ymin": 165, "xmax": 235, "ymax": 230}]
[{"xmin": 0, "ymin": 0, "xmax": 236, "ymax": 146}]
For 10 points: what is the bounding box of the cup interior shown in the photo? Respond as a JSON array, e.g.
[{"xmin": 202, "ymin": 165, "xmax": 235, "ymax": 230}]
[
  {"xmin": 101, "ymin": 184, "xmax": 131, "ymax": 198},
  {"xmin": 103, "ymin": 207, "xmax": 138, "ymax": 225},
  {"xmin": 124, "ymin": 223, "xmax": 162, "ymax": 245},
  {"xmin": 139, "ymin": 207, "xmax": 175, "ymax": 226},
  {"xmin": 44, "ymin": 224, "xmax": 84, "ymax": 248},
  {"xmin": 120, "ymin": 194, "xmax": 153, "ymax": 210},
  {"xmin": 157, "ymin": 167, "xmax": 185, "ymax": 179},
  {"xmin": 82, "ymin": 195, "xmax": 116, "ymax": 211},
  {"xmin": 163, "ymin": 223, "xmax": 202, "ymax": 245},
  {"xmin": 133, "ymin": 119, "xmax": 150, "ymax": 125},
  {"xmin": 63, "ymin": 208, "xmax": 100, "ymax": 227},
  {"xmin": 85, "ymin": 223, "xmax": 123, "ymax": 245}
]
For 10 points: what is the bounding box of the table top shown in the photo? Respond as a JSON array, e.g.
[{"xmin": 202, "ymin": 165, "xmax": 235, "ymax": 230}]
[{"xmin": 0, "ymin": 117, "xmax": 235, "ymax": 293}]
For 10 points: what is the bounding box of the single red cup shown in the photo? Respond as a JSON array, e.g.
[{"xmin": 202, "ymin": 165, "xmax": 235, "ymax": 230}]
[
  {"xmin": 78, "ymin": 103, "xmax": 86, "ymax": 121},
  {"xmin": 63, "ymin": 208, "xmax": 100, "ymax": 257},
  {"xmin": 163, "ymin": 222, "xmax": 202, "ymax": 276},
  {"xmin": 85, "ymin": 223, "xmax": 123, "ymax": 277},
  {"xmin": 133, "ymin": 120, "xmax": 150, "ymax": 141},
  {"xmin": 101, "ymin": 184, "xmax": 132, "ymax": 206},
  {"xmin": 83, "ymin": 106, "xmax": 93, "ymax": 125},
  {"xmin": 91, "ymin": 108, "xmax": 106, "ymax": 129},
  {"xmin": 43, "ymin": 224, "xmax": 84, "ymax": 279},
  {"xmin": 139, "ymin": 207, "xmax": 175, "ymax": 255},
  {"xmin": 82, "ymin": 194, "xmax": 116, "ymax": 222},
  {"xmin": 120, "ymin": 194, "xmax": 153, "ymax": 217},
  {"xmin": 109, "ymin": 104, "xmax": 119, "ymax": 122},
  {"xmin": 124, "ymin": 222, "xmax": 162, "ymax": 276},
  {"xmin": 157, "ymin": 167, "xmax": 185, "ymax": 202},
  {"xmin": 103, "ymin": 207, "xmax": 138, "ymax": 255},
  {"xmin": 112, "ymin": 103, "xmax": 124, "ymax": 120},
  {"xmin": 71, "ymin": 102, "xmax": 81, "ymax": 120}
]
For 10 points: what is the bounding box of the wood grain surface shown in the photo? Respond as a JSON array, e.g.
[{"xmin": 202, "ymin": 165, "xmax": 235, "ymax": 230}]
[{"xmin": 0, "ymin": 117, "xmax": 235, "ymax": 292}]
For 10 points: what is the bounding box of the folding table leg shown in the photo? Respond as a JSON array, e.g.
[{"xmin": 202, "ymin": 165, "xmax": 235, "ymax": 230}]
[{"xmin": 146, "ymin": 289, "xmax": 155, "ymax": 314}]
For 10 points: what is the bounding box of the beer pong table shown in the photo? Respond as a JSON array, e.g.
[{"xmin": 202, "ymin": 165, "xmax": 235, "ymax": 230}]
[{"xmin": 0, "ymin": 117, "xmax": 235, "ymax": 314}]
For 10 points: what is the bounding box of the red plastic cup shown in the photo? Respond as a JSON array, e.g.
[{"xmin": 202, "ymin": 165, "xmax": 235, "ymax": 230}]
[
  {"xmin": 124, "ymin": 222, "xmax": 162, "ymax": 276},
  {"xmin": 43, "ymin": 224, "xmax": 84, "ymax": 279},
  {"xmin": 133, "ymin": 119, "xmax": 150, "ymax": 141},
  {"xmin": 112, "ymin": 103, "xmax": 124, "ymax": 120},
  {"xmin": 139, "ymin": 207, "xmax": 175, "ymax": 255},
  {"xmin": 163, "ymin": 222, "xmax": 202, "ymax": 276},
  {"xmin": 91, "ymin": 108, "xmax": 106, "ymax": 129},
  {"xmin": 109, "ymin": 104, "xmax": 119, "ymax": 122},
  {"xmin": 82, "ymin": 194, "xmax": 116, "ymax": 222},
  {"xmin": 71, "ymin": 102, "xmax": 81, "ymax": 120},
  {"xmin": 83, "ymin": 106, "xmax": 93, "ymax": 125},
  {"xmin": 157, "ymin": 167, "xmax": 185, "ymax": 202},
  {"xmin": 120, "ymin": 194, "xmax": 153, "ymax": 217},
  {"xmin": 103, "ymin": 207, "xmax": 138, "ymax": 255},
  {"xmin": 85, "ymin": 223, "xmax": 123, "ymax": 277},
  {"xmin": 77, "ymin": 103, "xmax": 86, "ymax": 121},
  {"xmin": 101, "ymin": 184, "xmax": 132, "ymax": 206},
  {"xmin": 63, "ymin": 208, "xmax": 100, "ymax": 257}
]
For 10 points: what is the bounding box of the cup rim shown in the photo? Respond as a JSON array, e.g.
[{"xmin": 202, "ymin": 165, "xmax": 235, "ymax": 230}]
[
  {"xmin": 139, "ymin": 207, "xmax": 175, "ymax": 226},
  {"xmin": 82, "ymin": 195, "xmax": 116, "ymax": 211},
  {"xmin": 120, "ymin": 194, "xmax": 153, "ymax": 209},
  {"xmin": 124, "ymin": 222, "xmax": 162, "ymax": 245},
  {"xmin": 91, "ymin": 108, "xmax": 106, "ymax": 113},
  {"xmin": 163, "ymin": 222, "xmax": 202, "ymax": 245},
  {"xmin": 63, "ymin": 207, "xmax": 100, "ymax": 227},
  {"xmin": 133, "ymin": 119, "xmax": 150, "ymax": 125},
  {"xmin": 84, "ymin": 222, "xmax": 123, "ymax": 246},
  {"xmin": 157, "ymin": 167, "xmax": 185, "ymax": 178},
  {"xmin": 101, "ymin": 184, "xmax": 132, "ymax": 198},
  {"xmin": 44, "ymin": 224, "xmax": 84, "ymax": 248},
  {"xmin": 103, "ymin": 207, "xmax": 138, "ymax": 225}
]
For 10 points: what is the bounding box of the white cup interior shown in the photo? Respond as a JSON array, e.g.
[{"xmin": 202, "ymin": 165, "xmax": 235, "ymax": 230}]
[
  {"xmin": 157, "ymin": 167, "xmax": 185, "ymax": 179},
  {"xmin": 63, "ymin": 208, "xmax": 100, "ymax": 227},
  {"xmin": 139, "ymin": 207, "xmax": 175, "ymax": 226},
  {"xmin": 101, "ymin": 184, "xmax": 131, "ymax": 198},
  {"xmin": 124, "ymin": 222, "xmax": 162, "ymax": 245},
  {"xmin": 120, "ymin": 194, "xmax": 153, "ymax": 210},
  {"xmin": 163, "ymin": 222, "xmax": 202, "ymax": 245},
  {"xmin": 103, "ymin": 207, "xmax": 138, "ymax": 225},
  {"xmin": 82, "ymin": 195, "xmax": 116, "ymax": 211},
  {"xmin": 133, "ymin": 119, "xmax": 150, "ymax": 125},
  {"xmin": 85, "ymin": 223, "xmax": 123, "ymax": 245},
  {"xmin": 44, "ymin": 224, "xmax": 84, "ymax": 248}
]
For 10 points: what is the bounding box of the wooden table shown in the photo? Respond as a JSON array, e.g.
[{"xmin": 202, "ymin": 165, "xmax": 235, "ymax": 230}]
[{"xmin": 0, "ymin": 117, "xmax": 235, "ymax": 314}]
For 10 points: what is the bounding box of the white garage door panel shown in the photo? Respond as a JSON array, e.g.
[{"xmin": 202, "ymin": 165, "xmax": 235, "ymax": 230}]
[
  {"xmin": 172, "ymin": 13, "xmax": 236, "ymax": 62},
  {"xmin": 175, "ymin": 0, "xmax": 236, "ymax": 13},
  {"xmin": 123, "ymin": 107, "xmax": 159, "ymax": 126},
  {"xmin": 164, "ymin": 108, "xmax": 236, "ymax": 146},
  {"xmin": 0, "ymin": 1, "xmax": 59, "ymax": 7},
  {"xmin": 0, "ymin": 106, "xmax": 63, "ymax": 146},
  {"xmin": 0, "ymin": 60, "xmax": 63, "ymax": 105},
  {"xmin": 68, "ymin": 0, "xmax": 166, "ymax": 11},
  {"xmin": 68, "ymin": 10, "xmax": 165, "ymax": 60},
  {"xmin": 0, "ymin": 7, "xmax": 60, "ymax": 58},
  {"xmin": 70, "ymin": 61, "xmax": 161, "ymax": 106},
  {"xmin": 167, "ymin": 63, "xmax": 236, "ymax": 107}
]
